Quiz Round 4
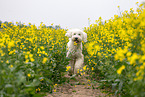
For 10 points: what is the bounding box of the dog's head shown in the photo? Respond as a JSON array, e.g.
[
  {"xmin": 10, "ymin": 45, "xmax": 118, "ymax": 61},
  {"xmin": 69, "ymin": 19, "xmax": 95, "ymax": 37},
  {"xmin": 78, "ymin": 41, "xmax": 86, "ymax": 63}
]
[{"xmin": 65, "ymin": 29, "xmax": 87, "ymax": 43}]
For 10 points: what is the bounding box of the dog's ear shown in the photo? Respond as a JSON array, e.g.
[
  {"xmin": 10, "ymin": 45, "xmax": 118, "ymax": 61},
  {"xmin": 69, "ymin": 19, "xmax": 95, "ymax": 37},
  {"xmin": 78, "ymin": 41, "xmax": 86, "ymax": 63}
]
[
  {"xmin": 65, "ymin": 29, "xmax": 72, "ymax": 38},
  {"xmin": 82, "ymin": 31, "xmax": 87, "ymax": 42}
]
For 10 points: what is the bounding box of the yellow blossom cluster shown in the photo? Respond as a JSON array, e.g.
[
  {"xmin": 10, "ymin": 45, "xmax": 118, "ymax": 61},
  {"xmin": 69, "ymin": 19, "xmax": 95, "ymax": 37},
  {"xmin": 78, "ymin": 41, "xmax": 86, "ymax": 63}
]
[
  {"xmin": 84, "ymin": 3, "xmax": 145, "ymax": 96},
  {"xmin": 42, "ymin": 57, "xmax": 48, "ymax": 64},
  {"xmin": 36, "ymin": 88, "xmax": 41, "ymax": 92},
  {"xmin": 23, "ymin": 51, "xmax": 35, "ymax": 63},
  {"xmin": 66, "ymin": 66, "xmax": 71, "ymax": 71},
  {"xmin": 0, "ymin": 22, "xmax": 68, "ymax": 95},
  {"xmin": 85, "ymin": 3, "xmax": 145, "ymax": 81},
  {"xmin": 117, "ymin": 65, "xmax": 125, "ymax": 75}
]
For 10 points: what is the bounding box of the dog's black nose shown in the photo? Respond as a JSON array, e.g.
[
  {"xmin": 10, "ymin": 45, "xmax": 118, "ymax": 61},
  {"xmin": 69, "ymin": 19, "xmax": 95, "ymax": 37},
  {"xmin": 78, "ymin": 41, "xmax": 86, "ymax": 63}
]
[{"xmin": 75, "ymin": 37, "xmax": 78, "ymax": 40}]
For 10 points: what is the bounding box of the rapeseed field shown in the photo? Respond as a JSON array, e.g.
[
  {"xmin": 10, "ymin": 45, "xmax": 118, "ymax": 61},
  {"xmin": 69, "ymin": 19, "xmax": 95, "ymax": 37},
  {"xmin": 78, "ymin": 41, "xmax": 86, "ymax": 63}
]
[
  {"xmin": 85, "ymin": 3, "xmax": 145, "ymax": 96},
  {"xmin": 0, "ymin": 2, "xmax": 144, "ymax": 97}
]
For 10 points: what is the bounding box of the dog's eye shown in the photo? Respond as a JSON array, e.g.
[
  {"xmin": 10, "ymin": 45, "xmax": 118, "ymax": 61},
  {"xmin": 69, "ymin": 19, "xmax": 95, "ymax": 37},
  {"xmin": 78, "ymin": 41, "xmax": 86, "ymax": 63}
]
[
  {"xmin": 78, "ymin": 34, "xmax": 81, "ymax": 36},
  {"xmin": 74, "ymin": 33, "xmax": 76, "ymax": 35}
]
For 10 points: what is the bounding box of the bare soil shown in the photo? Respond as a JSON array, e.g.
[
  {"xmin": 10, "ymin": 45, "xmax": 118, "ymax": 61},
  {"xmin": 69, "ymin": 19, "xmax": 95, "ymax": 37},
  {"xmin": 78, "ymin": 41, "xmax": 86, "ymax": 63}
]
[{"xmin": 45, "ymin": 74, "xmax": 114, "ymax": 97}]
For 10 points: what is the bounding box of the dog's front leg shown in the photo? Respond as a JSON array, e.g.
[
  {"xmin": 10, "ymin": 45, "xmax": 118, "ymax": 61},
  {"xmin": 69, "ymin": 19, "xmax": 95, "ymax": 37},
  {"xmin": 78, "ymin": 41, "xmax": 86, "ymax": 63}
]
[
  {"xmin": 68, "ymin": 59, "xmax": 75, "ymax": 76},
  {"xmin": 74, "ymin": 55, "xmax": 84, "ymax": 74},
  {"xmin": 66, "ymin": 51, "xmax": 73, "ymax": 58}
]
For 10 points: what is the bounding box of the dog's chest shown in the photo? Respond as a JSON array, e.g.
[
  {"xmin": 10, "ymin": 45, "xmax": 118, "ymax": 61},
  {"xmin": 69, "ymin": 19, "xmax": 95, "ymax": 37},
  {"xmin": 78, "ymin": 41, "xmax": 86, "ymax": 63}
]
[
  {"xmin": 67, "ymin": 43, "xmax": 82, "ymax": 58},
  {"xmin": 73, "ymin": 45, "xmax": 80, "ymax": 51},
  {"xmin": 68, "ymin": 43, "xmax": 81, "ymax": 52}
]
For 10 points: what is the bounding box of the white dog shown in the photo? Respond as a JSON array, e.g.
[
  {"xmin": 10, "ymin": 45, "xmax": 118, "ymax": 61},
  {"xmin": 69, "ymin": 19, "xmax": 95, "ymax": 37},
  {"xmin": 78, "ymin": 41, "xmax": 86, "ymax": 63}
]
[{"xmin": 65, "ymin": 29, "xmax": 87, "ymax": 75}]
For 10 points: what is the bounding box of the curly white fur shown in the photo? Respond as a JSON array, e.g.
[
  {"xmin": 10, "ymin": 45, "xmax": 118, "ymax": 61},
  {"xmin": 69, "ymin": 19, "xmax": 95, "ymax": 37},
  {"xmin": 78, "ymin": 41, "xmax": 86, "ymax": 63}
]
[{"xmin": 65, "ymin": 29, "xmax": 87, "ymax": 75}]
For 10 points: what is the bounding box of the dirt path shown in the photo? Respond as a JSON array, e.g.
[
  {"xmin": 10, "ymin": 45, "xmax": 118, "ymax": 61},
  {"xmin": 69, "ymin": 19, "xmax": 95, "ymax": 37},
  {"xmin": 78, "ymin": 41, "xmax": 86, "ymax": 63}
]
[{"xmin": 45, "ymin": 75, "xmax": 114, "ymax": 97}]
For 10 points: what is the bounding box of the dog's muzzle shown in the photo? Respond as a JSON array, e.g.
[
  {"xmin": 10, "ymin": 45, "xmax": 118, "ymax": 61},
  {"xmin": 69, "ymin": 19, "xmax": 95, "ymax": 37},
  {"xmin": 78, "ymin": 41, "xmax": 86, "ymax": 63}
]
[{"xmin": 74, "ymin": 37, "xmax": 79, "ymax": 43}]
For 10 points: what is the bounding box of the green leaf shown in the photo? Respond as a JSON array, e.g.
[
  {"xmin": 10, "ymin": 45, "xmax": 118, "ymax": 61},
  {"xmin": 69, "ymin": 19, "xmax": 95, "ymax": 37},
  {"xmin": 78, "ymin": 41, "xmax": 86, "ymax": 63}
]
[
  {"xmin": 46, "ymin": 78, "xmax": 52, "ymax": 84},
  {"xmin": 5, "ymin": 84, "xmax": 13, "ymax": 88},
  {"xmin": 16, "ymin": 71, "xmax": 26, "ymax": 85},
  {"xmin": 39, "ymin": 77, "xmax": 45, "ymax": 80},
  {"xmin": 119, "ymin": 81, "xmax": 123, "ymax": 92},
  {"xmin": 30, "ymin": 79, "xmax": 40, "ymax": 87},
  {"xmin": 112, "ymin": 83, "xmax": 117, "ymax": 91},
  {"xmin": 115, "ymin": 79, "xmax": 120, "ymax": 82}
]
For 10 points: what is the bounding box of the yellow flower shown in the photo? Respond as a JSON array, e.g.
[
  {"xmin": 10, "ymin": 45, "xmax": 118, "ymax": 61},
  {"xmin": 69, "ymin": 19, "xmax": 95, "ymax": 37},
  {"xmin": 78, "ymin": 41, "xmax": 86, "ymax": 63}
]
[
  {"xmin": 29, "ymin": 54, "xmax": 33, "ymax": 58},
  {"xmin": 36, "ymin": 88, "xmax": 41, "ymax": 91},
  {"xmin": 87, "ymin": 79, "xmax": 91, "ymax": 83},
  {"xmin": 25, "ymin": 55, "xmax": 29, "ymax": 59},
  {"xmin": 6, "ymin": 60, "xmax": 9, "ymax": 64},
  {"xmin": 66, "ymin": 66, "xmax": 71, "ymax": 71},
  {"xmin": 77, "ymin": 69, "xmax": 79, "ymax": 73},
  {"xmin": 129, "ymin": 53, "xmax": 139, "ymax": 65},
  {"xmin": 136, "ymin": 2, "xmax": 139, "ymax": 5},
  {"xmin": 27, "ymin": 74, "xmax": 31, "ymax": 77},
  {"xmin": 117, "ymin": 65, "xmax": 125, "ymax": 75},
  {"xmin": 25, "ymin": 59, "xmax": 29, "ymax": 63},
  {"xmin": 30, "ymin": 58, "xmax": 35, "ymax": 62},
  {"xmin": 54, "ymin": 84, "xmax": 57, "ymax": 86},
  {"xmin": 40, "ymin": 46, "xmax": 44, "ymax": 50},
  {"xmin": 126, "ymin": 52, "xmax": 132, "ymax": 57},
  {"xmin": 97, "ymin": 52, "xmax": 101, "ymax": 57},
  {"xmin": 134, "ymin": 76, "xmax": 143, "ymax": 81},
  {"xmin": 8, "ymin": 41, "xmax": 15, "ymax": 48},
  {"xmin": 81, "ymin": 73, "xmax": 83, "ymax": 75},
  {"xmin": 83, "ymin": 65, "xmax": 87, "ymax": 70},
  {"xmin": 38, "ymin": 88, "xmax": 41, "ymax": 91},
  {"xmin": 92, "ymin": 67, "xmax": 94, "ymax": 71},
  {"xmin": 140, "ymin": 65, "xmax": 144, "ymax": 70},
  {"xmin": 51, "ymin": 23, "xmax": 54, "ymax": 26},
  {"xmin": 88, "ymin": 84, "xmax": 91, "ymax": 86},
  {"xmin": 54, "ymin": 89, "xmax": 56, "ymax": 92},
  {"xmin": 40, "ymin": 79, "xmax": 44, "ymax": 81},
  {"xmin": 139, "ymin": 4, "xmax": 143, "ymax": 7},
  {"xmin": 74, "ymin": 42, "xmax": 77, "ymax": 45},
  {"xmin": 9, "ymin": 50, "xmax": 15, "ymax": 55},
  {"xmin": 10, "ymin": 65, "xmax": 13, "ymax": 68},
  {"xmin": 136, "ymin": 70, "xmax": 141, "ymax": 76},
  {"xmin": 114, "ymin": 49, "xmax": 125, "ymax": 61},
  {"xmin": 42, "ymin": 57, "xmax": 47, "ymax": 64}
]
